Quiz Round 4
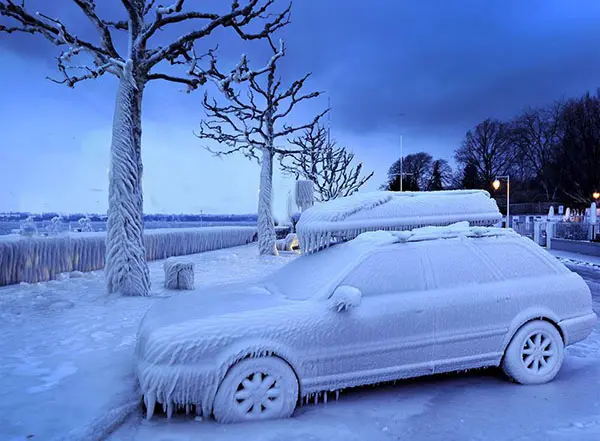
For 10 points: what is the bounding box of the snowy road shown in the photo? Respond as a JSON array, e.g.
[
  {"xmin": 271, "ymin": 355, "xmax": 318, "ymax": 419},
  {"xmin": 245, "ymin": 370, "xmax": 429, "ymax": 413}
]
[
  {"xmin": 3, "ymin": 246, "xmax": 600, "ymax": 441},
  {"xmin": 109, "ymin": 262, "xmax": 600, "ymax": 441}
]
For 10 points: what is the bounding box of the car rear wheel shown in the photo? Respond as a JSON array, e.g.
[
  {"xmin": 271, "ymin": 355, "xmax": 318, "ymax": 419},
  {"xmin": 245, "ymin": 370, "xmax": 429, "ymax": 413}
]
[
  {"xmin": 502, "ymin": 320, "xmax": 564, "ymax": 385},
  {"xmin": 213, "ymin": 357, "xmax": 298, "ymax": 423}
]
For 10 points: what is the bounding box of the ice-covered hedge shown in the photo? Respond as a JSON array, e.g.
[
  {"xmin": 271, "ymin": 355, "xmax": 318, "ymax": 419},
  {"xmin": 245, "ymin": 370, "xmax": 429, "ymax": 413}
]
[{"xmin": 0, "ymin": 227, "xmax": 256, "ymax": 286}]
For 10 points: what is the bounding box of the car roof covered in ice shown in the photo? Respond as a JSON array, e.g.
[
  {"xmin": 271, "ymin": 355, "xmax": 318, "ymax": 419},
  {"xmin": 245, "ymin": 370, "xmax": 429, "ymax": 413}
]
[
  {"xmin": 297, "ymin": 190, "xmax": 502, "ymax": 253},
  {"xmin": 267, "ymin": 222, "xmax": 526, "ymax": 301}
]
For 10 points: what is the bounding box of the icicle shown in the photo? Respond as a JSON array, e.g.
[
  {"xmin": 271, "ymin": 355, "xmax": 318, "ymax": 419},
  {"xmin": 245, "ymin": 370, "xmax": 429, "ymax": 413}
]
[
  {"xmin": 335, "ymin": 390, "xmax": 340, "ymax": 401},
  {"xmin": 145, "ymin": 393, "xmax": 156, "ymax": 420},
  {"xmin": 166, "ymin": 401, "xmax": 174, "ymax": 419},
  {"xmin": 162, "ymin": 402, "xmax": 167, "ymax": 413},
  {"xmin": 324, "ymin": 391, "xmax": 328, "ymax": 404},
  {"xmin": 185, "ymin": 404, "xmax": 190, "ymax": 415},
  {"xmin": 314, "ymin": 393, "xmax": 318, "ymax": 405}
]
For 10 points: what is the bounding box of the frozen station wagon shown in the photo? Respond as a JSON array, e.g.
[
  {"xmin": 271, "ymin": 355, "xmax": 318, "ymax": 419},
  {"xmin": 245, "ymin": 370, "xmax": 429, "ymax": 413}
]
[{"xmin": 135, "ymin": 221, "xmax": 596, "ymax": 423}]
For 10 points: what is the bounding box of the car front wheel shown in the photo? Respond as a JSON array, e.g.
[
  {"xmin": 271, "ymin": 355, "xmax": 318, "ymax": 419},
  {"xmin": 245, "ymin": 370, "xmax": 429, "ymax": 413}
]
[
  {"xmin": 213, "ymin": 357, "xmax": 298, "ymax": 423},
  {"xmin": 502, "ymin": 320, "xmax": 564, "ymax": 385}
]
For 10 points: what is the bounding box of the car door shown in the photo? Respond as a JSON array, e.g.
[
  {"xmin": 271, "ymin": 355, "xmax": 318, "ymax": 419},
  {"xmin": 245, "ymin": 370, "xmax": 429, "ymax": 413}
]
[
  {"xmin": 423, "ymin": 239, "xmax": 518, "ymax": 374},
  {"xmin": 302, "ymin": 243, "xmax": 436, "ymax": 392}
]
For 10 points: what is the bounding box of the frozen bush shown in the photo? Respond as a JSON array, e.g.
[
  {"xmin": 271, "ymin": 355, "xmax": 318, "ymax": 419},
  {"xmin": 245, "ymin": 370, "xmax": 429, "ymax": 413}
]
[
  {"xmin": 77, "ymin": 216, "xmax": 94, "ymax": 232},
  {"xmin": 19, "ymin": 216, "xmax": 37, "ymax": 237},
  {"xmin": 275, "ymin": 233, "xmax": 299, "ymax": 252},
  {"xmin": 46, "ymin": 215, "xmax": 65, "ymax": 236}
]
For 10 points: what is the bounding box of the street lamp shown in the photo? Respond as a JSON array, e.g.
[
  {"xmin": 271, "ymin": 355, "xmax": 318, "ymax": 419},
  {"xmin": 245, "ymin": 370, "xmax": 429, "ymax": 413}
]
[
  {"xmin": 593, "ymin": 192, "xmax": 600, "ymax": 201},
  {"xmin": 493, "ymin": 176, "xmax": 510, "ymax": 228}
]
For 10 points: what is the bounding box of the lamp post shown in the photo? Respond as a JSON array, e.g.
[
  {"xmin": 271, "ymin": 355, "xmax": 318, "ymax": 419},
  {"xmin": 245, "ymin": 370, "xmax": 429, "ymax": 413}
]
[
  {"xmin": 592, "ymin": 193, "xmax": 599, "ymax": 241},
  {"xmin": 493, "ymin": 175, "xmax": 510, "ymax": 228}
]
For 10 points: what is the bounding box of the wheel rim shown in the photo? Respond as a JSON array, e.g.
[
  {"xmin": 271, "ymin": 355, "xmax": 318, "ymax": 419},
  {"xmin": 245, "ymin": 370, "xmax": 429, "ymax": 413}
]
[
  {"xmin": 520, "ymin": 331, "xmax": 557, "ymax": 374},
  {"xmin": 233, "ymin": 372, "xmax": 281, "ymax": 418}
]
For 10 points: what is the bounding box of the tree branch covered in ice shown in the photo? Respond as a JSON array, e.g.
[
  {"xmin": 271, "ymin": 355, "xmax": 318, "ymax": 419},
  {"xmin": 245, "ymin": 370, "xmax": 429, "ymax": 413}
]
[
  {"xmin": 0, "ymin": 0, "xmax": 291, "ymax": 295},
  {"xmin": 281, "ymin": 125, "xmax": 374, "ymax": 202},
  {"xmin": 197, "ymin": 37, "xmax": 328, "ymax": 255}
]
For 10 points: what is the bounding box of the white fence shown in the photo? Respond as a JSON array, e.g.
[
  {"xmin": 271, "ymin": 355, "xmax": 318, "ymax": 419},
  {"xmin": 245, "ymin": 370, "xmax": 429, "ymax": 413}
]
[{"xmin": 0, "ymin": 227, "xmax": 257, "ymax": 286}]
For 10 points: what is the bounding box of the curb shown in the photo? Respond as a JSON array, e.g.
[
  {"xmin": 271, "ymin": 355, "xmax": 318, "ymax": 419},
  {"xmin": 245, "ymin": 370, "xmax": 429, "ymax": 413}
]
[{"xmin": 54, "ymin": 398, "xmax": 140, "ymax": 441}]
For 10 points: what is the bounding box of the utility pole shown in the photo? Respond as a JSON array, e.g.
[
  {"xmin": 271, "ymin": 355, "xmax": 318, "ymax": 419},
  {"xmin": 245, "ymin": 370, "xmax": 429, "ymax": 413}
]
[
  {"xmin": 327, "ymin": 95, "xmax": 331, "ymax": 146},
  {"xmin": 400, "ymin": 135, "xmax": 403, "ymax": 192}
]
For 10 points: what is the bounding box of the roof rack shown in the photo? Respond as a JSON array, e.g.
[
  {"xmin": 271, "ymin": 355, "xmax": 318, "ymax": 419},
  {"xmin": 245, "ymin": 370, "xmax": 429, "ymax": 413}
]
[
  {"xmin": 349, "ymin": 222, "xmax": 517, "ymax": 249},
  {"xmin": 390, "ymin": 222, "xmax": 517, "ymax": 243}
]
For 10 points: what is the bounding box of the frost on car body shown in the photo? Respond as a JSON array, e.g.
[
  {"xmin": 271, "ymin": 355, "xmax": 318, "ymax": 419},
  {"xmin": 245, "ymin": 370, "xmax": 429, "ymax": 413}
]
[
  {"xmin": 296, "ymin": 189, "xmax": 502, "ymax": 253},
  {"xmin": 135, "ymin": 223, "xmax": 596, "ymax": 422}
]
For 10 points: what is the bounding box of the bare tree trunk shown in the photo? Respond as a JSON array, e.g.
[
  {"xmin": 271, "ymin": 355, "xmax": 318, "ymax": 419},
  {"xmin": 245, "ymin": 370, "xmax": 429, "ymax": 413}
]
[
  {"xmin": 105, "ymin": 60, "xmax": 151, "ymax": 296},
  {"xmin": 258, "ymin": 147, "xmax": 277, "ymax": 256}
]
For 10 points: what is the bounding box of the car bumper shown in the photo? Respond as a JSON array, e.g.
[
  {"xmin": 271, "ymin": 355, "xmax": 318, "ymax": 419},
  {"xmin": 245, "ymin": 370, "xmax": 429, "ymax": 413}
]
[
  {"xmin": 135, "ymin": 357, "xmax": 219, "ymax": 418},
  {"xmin": 559, "ymin": 312, "xmax": 597, "ymax": 346}
]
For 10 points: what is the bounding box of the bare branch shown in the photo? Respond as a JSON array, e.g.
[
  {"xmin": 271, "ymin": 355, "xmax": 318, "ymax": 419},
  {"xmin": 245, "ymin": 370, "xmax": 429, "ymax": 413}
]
[
  {"xmin": 147, "ymin": 72, "xmax": 204, "ymax": 90},
  {"xmin": 48, "ymin": 60, "xmax": 114, "ymax": 88},
  {"xmin": 281, "ymin": 125, "xmax": 374, "ymax": 201},
  {"xmin": 198, "ymin": 35, "xmax": 327, "ymax": 172},
  {"xmin": 0, "ymin": 0, "xmax": 123, "ymax": 85},
  {"xmin": 144, "ymin": 0, "xmax": 290, "ymax": 68},
  {"xmin": 72, "ymin": 0, "xmax": 120, "ymax": 58}
]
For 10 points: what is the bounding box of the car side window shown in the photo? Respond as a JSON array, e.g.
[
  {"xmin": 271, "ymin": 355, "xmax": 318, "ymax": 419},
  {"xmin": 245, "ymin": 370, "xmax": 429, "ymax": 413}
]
[
  {"xmin": 475, "ymin": 240, "xmax": 558, "ymax": 279},
  {"xmin": 341, "ymin": 248, "xmax": 426, "ymax": 296},
  {"xmin": 425, "ymin": 241, "xmax": 496, "ymax": 289}
]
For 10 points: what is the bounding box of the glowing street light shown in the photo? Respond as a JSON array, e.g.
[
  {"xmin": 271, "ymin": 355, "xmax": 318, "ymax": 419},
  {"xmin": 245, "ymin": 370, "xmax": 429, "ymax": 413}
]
[
  {"xmin": 493, "ymin": 176, "xmax": 510, "ymax": 228},
  {"xmin": 593, "ymin": 192, "xmax": 600, "ymax": 200}
]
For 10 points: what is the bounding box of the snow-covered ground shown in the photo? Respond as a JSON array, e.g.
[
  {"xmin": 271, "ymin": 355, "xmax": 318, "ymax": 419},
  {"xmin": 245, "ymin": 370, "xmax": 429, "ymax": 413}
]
[
  {"xmin": 0, "ymin": 244, "xmax": 296, "ymax": 441},
  {"xmin": 4, "ymin": 244, "xmax": 600, "ymax": 441}
]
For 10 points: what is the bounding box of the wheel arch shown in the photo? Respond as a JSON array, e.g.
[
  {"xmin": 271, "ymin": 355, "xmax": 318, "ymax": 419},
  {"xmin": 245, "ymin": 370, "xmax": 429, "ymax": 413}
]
[{"xmin": 501, "ymin": 308, "xmax": 566, "ymax": 361}]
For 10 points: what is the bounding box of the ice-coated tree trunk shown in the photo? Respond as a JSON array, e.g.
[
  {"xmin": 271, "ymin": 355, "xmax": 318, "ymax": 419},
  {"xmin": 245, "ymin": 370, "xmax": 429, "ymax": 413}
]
[
  {"xmin": 105, "ymin": 60, "xmax": 151, "ymax": 296},
  {"xmin": 258, "ymin": 147, "xmax": 277, "ymax": 256}
]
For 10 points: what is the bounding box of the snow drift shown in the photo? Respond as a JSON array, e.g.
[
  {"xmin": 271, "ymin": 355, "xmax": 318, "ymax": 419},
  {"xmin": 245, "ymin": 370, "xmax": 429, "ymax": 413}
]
[
  {"xmin": 0, "ymin": 227, "xmax": 256, "ymax": 286},
  {"xmin": 296, "ymin": 190, "xmax": 502, "ymax": 253}
]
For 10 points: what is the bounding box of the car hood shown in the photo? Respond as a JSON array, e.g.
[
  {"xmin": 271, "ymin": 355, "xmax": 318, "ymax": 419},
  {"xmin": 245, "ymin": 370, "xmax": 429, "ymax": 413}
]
[{"xmin": 139, "ymin": 282, "xmax": 288, "ymax": 332}]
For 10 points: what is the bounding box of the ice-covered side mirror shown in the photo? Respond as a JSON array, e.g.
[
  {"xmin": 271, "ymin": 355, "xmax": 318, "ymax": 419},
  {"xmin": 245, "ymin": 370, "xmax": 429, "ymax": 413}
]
[{"xmin": 330, "ymin": 285, "xmax": 362, "ymax": 312}]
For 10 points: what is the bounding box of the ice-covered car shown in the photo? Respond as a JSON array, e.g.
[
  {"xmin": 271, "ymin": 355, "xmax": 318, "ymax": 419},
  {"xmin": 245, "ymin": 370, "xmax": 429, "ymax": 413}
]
[{"xmin": 135, "ymin": 223, "xmax": 596, "ymax": 423}]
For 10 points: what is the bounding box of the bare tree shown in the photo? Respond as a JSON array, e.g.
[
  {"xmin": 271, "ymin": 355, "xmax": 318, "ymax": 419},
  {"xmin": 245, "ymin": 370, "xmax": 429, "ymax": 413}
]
[
  {"xmin": 0, "ymin": 0, "xmax": 289, "ymax": 295},
  {"xmin": 455, "ymin": 119, "xmax": 515, "ymax": 191},
  {"xmin": 197, "ymin": 38, "xmax": 327, "ymax": 256},
  {"xmin": 555, "ymin": 91, "xmax": 600, "ymax": 203},
  {"xmin": 281, "ymin": 125, "xmax": 373, "ymax": 202},
  {"xmin": 510, "ymin": 103, "xmax": 564, "ymax": 201},
  {"xmin": 427, "ymin": 159, "xmax": 452, "ymax": 190},
  {"xmin": 383, "ymin": 152, "xmax": 433, "ymax": 191}
]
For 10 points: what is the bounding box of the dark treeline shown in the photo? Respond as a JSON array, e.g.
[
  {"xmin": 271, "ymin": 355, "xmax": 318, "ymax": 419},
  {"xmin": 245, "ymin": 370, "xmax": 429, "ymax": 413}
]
[{"xmin": 383, "ymin": 90, "xmax": 600, "ymax": 208}]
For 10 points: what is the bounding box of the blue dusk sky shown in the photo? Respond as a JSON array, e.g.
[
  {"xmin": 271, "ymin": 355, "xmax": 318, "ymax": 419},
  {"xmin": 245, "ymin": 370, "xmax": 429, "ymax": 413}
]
[{"xmin": 1, "ymin": 0, "xmax": 600, "ymax": 216}]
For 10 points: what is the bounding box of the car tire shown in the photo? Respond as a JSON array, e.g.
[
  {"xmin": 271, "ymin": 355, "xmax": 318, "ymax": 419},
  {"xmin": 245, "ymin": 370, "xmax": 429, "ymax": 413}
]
[
  {"xmin": 502, "ymin": 320, "xmax": 564, "ymax": 385},
  {"xmin": 213, "ymin": 357, "xmax": 298, "ymax": 423}
]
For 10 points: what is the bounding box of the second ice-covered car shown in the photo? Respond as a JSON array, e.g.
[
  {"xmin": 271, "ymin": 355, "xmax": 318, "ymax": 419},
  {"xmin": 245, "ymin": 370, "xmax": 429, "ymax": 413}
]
[{"xmin": 135, "ymin": 224, "xmax": 596, "ymax": 423}]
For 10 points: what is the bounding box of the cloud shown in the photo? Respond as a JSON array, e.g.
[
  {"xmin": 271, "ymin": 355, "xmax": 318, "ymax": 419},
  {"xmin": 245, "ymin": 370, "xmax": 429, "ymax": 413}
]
[{"xmin": 2, "ymin": 0, "xmax": 600, "ymax": 214}]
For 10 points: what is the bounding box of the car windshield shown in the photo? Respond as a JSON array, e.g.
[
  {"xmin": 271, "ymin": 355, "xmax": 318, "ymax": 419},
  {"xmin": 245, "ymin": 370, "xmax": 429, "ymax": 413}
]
[{"xmin": 264, "ymin": 242, "xmax": 364, "ymax": 301}]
